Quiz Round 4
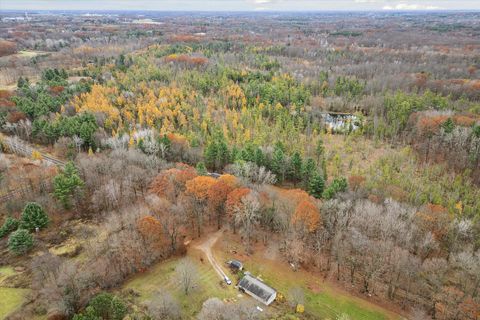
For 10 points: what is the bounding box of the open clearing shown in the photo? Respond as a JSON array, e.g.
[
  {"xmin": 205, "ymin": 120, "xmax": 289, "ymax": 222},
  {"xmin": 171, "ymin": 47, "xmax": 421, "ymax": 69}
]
[
  {"xmin": 213, "ymin": 233, "xmax": 401, "ymax": 320},
  {"xmin": 123, "ymin": 238, "xmax": 239, "ymax": 318},
  {"xmin": 0, "ymin": 266, "xmax": 29, "ymax": 319},
  {"xmin": 123, "ymin": 231, "xmax": 402, "ymax": 319}
]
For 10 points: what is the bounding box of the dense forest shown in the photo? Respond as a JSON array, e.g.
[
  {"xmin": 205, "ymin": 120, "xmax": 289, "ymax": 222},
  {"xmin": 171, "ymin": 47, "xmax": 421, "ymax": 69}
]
[{"xmin": 0, "ymin": 11, "xmax": 479, "ymax": 320}]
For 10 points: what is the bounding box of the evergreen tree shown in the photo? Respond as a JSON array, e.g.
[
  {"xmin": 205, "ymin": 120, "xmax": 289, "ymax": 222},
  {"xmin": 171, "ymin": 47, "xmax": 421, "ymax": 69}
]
[
  {"xmin": 196, "ymin": 161, "xmax": 208, "ymax": 175},
  {"xmin": 302, "ymin": 158, "xmax": 316, "ymax": 188},
  {"xmin": 271, "ymin": 145, "xmax": 286, "ymax": 182},
  {"xmin": 288, "ymin": 151, "xmax": 303, "ymax": 182},
  {"xmin": 442, "ymin": 118, "xmax": 455, "ymax": 134},
  {"xmin": 230, "ymin": 146, "xmax": 241, "ymax": 162},
  {"xmin": 74, "ymin": 293, "xmax": 127, "ymax": 320},
  {"xmin": 53, "ymin": 162, "xmax": 84, "ymax": 209},
  {"xmin": 240, "ymin": 143, "xmax": 256, "ymax": 163},
  {"xmin": 204, "ymin": 140, "xmax": 218, "ymax": 170},
  {"xmin": 20, "ymin": 203, "xmax": 49, "ymax": 231},
  {"xmin": 216, "ymin": 138, "xmax": 230, "ymax": 169},
  {"xmin": 323, "ymin": 177, "xmax": 348, "ymax": 200},
  {"xmin": 204, "ymin": 134, "xmax": 230, "ymax": 171},
  {"xmin": 315, "ymin": 139, "xmax": 325, "ymax": 163},
  {"xmin": 308, "ymin": 173, "xmax": 325, "ymax": 199},
  {"xmin": 254, "ymin": 147, "xmax": 266, "ymax": 167},
  {"xmin": 0, "ymin": 217, "xmax": 19, "ymax": 238},
  {"xmin": 8, "ymin": 229, "xmax": 34, "ymax": 255}
]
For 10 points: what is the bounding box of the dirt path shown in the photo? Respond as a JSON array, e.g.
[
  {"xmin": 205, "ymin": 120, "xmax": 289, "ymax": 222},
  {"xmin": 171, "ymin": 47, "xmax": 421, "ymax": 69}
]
[{"xmin": 194, "ymin": 229, "xmax": 228, "ymax": 281}]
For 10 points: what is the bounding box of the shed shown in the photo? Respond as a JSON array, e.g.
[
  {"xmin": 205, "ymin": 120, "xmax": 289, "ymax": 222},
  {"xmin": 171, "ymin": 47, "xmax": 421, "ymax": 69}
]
[
  {"xmin": 238, "ymin": 273, "xmax": 276, "ymax": 305},
  {"xmin": 227, "ymin": 260, "xmax": 243, "ymax": 271}
]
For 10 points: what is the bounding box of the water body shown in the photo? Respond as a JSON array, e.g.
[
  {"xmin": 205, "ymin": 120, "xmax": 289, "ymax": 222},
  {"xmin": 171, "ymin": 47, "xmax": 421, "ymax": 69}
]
[{"xmin": 321, "ymin": 112, "xmax": 361, "ymax": 133}]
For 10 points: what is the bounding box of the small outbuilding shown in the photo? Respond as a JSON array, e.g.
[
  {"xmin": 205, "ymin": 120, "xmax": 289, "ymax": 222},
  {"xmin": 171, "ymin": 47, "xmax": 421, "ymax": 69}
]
[
  {"xmin": 227, "ymin": 260, "xmax": 243, "ymax": 271},
  {"xmin": 238, "ymin": 273, "xmax": 277, "ymax": 306}
]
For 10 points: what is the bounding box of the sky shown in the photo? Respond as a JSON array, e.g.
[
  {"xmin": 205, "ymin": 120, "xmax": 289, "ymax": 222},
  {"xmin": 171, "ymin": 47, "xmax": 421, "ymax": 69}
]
[{"xmin": 1, "ymin": 0, "xmax": 479, "ymax": 11}]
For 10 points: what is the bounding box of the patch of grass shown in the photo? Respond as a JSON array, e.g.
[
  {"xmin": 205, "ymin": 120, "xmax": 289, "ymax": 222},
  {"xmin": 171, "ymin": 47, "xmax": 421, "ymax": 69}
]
[
  {"xmin": 0, "ymin": 287, "xmax": 29, "ymax": 319},
  {"xmin": 49, "ymin": 239, "xmax": 81, "ymax": 257},
  {"xmin": 123, "ymin": 250, "xmax": 237, "ymax": 318},
  {"xmin": 17, "ymin": 50, "xmax": 49, "ymax": 58},
  {"xmin": 0, "ymin": 266, "xmax": 16, "ymax": 285},
  {"xmin": 305, "ymin": 290, "xmax": 388, "ymax": 320}
]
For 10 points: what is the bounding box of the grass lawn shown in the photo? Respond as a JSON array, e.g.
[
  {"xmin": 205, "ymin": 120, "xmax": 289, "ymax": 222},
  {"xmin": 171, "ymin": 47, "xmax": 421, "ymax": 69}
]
[
  {"xmin": 0, "ymin": 287, "xmax": 29, "ymax": 319},
  {"xmin": 0, "ymin": 266, "xmax": 30, "ymax": 318},
  {"xmin": 0, "ymin": 266, "xmax": 16, "ymax": 284},
  {"xmin": 123, "ymin": 249, "xmax": 238, "ymax": 318}
]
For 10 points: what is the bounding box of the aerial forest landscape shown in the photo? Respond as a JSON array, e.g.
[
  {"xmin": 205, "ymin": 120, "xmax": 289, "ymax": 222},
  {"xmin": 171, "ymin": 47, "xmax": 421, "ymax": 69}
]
[{"xmin": 0, "ymin": 1, "xmax": 479, "ymax": 319}]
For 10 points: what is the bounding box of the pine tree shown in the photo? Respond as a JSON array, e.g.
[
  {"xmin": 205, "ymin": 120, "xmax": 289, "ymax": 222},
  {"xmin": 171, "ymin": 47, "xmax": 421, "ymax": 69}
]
[
  {"xmin": 254, "ymin": 147, "xmax": 266, "ymax": 167},
  {"xmin": 271, "ymin": 145, "xmax": 286, "ymax": 182},
  {"xmin": 0, "ymin": 217, "xmax": 19, "ymax": 238},
  {"xmin": 20, "ymin": 203, "xmax": 49, "ymax": 231},
  {"xmin": 216, "ymin": 139, "xmax": 230, "ymax": 169},
  {"xmin": 231, "ymin": 146, "xmax": 241, "ymax": 162},
  {"xmin": 8, "ymin": 229, "xmax": 34, "ymax": 255},
  {"xmin": 288, "ymin": 151, "xmax": 303, "ymax": 182},
  {"xmin": 53, "ymin": 162, "xmax": 84, "ymax": 209},
  {"xmin": 308, "ymin": 173, "xmax": 325, "ymax": 199},
  {"xmin": 240, "ymin": 143, "xmax": 256, "ymax": 163},
  {"xmin": 302, "ymin": 158, "xmax": 316, "ymax": 188},
  {"xmin": 204, "ymin": 140, "xmax": 218, "ymax": 170}
]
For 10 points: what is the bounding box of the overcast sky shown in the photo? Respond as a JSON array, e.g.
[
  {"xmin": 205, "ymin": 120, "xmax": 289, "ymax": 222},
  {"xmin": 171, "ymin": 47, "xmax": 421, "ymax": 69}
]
[{"xmin": 1, "ymin": 0, "xmax": 479, "ymax": 11}]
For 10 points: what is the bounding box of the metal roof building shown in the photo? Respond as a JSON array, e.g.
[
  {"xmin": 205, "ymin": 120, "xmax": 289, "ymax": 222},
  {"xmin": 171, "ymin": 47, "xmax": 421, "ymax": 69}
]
[
  {"xmin": 227, "ymin": 260, "xmax": 243, "ymax": 271},
  {"xmin": 238, "ymin": 273, "xmax": 277, "ymax": 306}
]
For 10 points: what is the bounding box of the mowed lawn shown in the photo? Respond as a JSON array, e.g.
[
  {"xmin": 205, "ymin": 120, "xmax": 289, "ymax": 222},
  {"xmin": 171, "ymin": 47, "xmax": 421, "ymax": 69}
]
[
  {"xmin": 0, "ymin": 266, "xmax": 30, "ymax": 319},
  {"xmin": 123, "ymin": 249, "xmax": 238, "ymax": 318}
]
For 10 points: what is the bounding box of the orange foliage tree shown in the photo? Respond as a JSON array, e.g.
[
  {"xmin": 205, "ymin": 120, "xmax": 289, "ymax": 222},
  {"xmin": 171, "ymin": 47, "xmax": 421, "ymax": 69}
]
[
  {"xmin": 185, "ymin": 176, "xmax": 217, "ymax": 237},
  {"xmin": 137, "ymin": 215, "xmax": 163, "ymax": 250},
  {"xmin": 185, "ymin": 176, "xmax": 217, "ymax": 201},
  {"xmin": 292, "ymin": 199, "xmax": 321, "ymax": 233},
  {"xmin": 207, "ymin": 180, "xmax": 235, "ymax": 229},
  {"xmin": 149, "ymin": 164, "xmax": 197, "ymax": 201}
]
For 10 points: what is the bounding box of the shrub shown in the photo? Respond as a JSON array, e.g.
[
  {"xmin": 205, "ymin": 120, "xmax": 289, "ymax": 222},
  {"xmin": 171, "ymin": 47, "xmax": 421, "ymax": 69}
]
[
  {"xmin": 473, "ymin": 125, "xmax": 480, "ymax": 138},
  {"xmin": 0, "ymin": 217, "xmax": 19, "ymax": 238},
  {"xmin": 20, "ymin": 202, "xmax": 49, "ymax": 231},
  {"xmin": 441, "ymin": 118, "xmax": 455, "ymax": 133},
  {"xmin": 323, "ymin": 177, "xmax": 348, "ymax": 200},
  {"xmin": 8, "ymin": 229, "xmax": 34, "ymax": 254},
  {"xmin": 85, "ymin": 293, "xmax": 127, "ymax": 320}
]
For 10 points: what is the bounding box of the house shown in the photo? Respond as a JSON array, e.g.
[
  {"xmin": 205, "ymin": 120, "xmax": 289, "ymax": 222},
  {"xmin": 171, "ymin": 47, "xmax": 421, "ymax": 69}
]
[
  {"xmin": 227, "ymin": 259, "xmax": 243, "ymax": 271},
  {"xmin": 238, "ymin": 273, "xmax": 277, "ymax": 306}
]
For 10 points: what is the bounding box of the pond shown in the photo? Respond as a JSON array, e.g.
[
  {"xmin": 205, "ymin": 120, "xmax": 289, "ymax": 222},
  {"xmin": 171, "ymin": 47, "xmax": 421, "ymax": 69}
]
[{"xmin": 321, "ymin": 112, "xmax": 362, "ymax": 134}]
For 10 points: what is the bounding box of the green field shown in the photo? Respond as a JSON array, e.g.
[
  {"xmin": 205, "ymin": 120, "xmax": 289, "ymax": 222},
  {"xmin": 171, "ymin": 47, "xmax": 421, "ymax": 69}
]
[{"xmin": 0, "ymin": 266, "xmax": 29, "ymax": 319}]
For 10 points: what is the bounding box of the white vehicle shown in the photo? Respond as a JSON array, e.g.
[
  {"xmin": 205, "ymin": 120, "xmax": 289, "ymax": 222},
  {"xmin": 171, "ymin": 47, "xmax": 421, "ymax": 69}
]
[{"xmin": 224, "ymin": 275, "xmax": 232, "ymax": 285}]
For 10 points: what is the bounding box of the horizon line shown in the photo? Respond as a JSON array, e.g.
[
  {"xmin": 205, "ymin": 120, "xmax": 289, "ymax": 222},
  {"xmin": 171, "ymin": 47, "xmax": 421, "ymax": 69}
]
[{"xmin": 2, "ymin": 9, "xmax": 480, "ymax": 13}]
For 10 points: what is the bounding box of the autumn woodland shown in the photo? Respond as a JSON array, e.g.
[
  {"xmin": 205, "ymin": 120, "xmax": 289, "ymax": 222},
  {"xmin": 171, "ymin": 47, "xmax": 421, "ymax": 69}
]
[{"xmin": 0, "ymin": 10, "xmax": 479, "ymax": 320}]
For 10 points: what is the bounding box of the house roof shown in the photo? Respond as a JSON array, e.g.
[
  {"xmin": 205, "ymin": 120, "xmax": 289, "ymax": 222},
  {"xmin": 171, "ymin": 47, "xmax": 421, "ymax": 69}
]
[{"xmin": 238, "ymin": 274, "xmax": 276, "ymax": 304}]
